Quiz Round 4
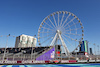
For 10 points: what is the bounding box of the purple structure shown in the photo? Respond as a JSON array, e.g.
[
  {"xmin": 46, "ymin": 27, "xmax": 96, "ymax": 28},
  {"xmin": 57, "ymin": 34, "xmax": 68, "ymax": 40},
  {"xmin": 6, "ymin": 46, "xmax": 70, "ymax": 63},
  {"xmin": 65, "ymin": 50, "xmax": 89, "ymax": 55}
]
[{"xmin": 36, "ymin": 47, "xmax": 55, "ymax": 61}]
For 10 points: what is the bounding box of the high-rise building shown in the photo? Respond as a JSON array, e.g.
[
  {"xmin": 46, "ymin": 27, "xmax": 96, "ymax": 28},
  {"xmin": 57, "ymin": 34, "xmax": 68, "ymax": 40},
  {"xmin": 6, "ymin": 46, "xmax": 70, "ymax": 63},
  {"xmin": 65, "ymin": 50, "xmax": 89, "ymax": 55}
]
[
  {"xmin": 90, "ymin": 48, "xmax": 93, "ymax": 55},
  {"xmin": 79, "ymin": 40, "xmax": 88, "ymax": 53},
  {"xmin": 15, "ymin": 34, "xmax": 37, "ymax": 48}
]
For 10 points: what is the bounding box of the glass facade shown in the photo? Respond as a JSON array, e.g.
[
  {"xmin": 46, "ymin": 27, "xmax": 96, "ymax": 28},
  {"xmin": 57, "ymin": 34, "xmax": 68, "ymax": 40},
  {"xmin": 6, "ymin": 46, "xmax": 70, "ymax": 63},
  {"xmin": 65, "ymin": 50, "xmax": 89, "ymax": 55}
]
[{"xmin": 80, "ymin": 41, "xmax": 88, "ymax": 53}]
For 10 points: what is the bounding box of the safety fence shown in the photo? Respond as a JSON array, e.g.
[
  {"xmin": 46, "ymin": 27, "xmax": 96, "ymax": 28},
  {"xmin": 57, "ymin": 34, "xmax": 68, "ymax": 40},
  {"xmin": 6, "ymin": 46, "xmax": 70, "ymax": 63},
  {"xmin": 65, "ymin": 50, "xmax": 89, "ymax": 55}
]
[
  {"xmin": 0, "ymin": 59, "xmax": 100, "ymax": 64},
  {"xmin": 0, "ymin": 55, "xmax": 100, "ymax": 61}
]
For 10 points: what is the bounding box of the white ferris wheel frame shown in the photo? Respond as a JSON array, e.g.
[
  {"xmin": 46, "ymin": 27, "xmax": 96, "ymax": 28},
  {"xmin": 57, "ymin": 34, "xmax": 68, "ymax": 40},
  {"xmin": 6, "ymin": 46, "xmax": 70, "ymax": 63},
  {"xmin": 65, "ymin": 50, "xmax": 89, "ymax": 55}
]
[{"xmin": 38, "ymin": 11, "xmax": 84, "ymax": 56}]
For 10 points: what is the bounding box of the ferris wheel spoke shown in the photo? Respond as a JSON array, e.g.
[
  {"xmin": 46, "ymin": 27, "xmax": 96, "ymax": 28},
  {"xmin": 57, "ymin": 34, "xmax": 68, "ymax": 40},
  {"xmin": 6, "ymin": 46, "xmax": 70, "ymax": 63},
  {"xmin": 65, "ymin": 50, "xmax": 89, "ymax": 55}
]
[
  {"xmin": 62, "ymin": 35, "xmax": 74, "ymax": 47},
  {"xmin": 39, "ymin": 32, "xmax": 54, "ymax": 33},
  {"xmin": 46, "ymin": 38, "xmax": 53, "ymax": 46},
  {"xmin": 41, "ymin": 36, "xmax": 53, "ymax": 44},
  {"xmin": 48, "ymin": 17, "xmax": 56, "ymax": 28},
  {"xmin": 64, "ymin": 17, "xmax": 76, "ymax": 28},
  {"xmin": 65, "ymin": 28, "xmax": 81, "ymax": 31},
  {"xmin": 61, "ymin": 13, "xmax": 71, "ymax": 27},
  {"xmin": 65, "ymin": 22, "xmax": 79, "ymax": 29},
  {"xmin": 62, "ymin": 34, "xmax": 75, "ymax": 40},
  {"xmin": 60, "ymin": 11, "xmax": 65, "ymax": 26},
  {"xmin": 52, "ymin": 14, "xmax": 57, "ymax": 27},
  {"xmin": 65, "ymin": 33, "xmax": 81, "ymax": 36},
  {"xmin": 73, "ymin": 22, "xmax": 78, "ymax": 35},
  {"xmin": 68, "ymin": 25, "xmax": 71, "ymax": 33},
  {"xmin": 73, "ymin": 21, "xmax": 77, "ymax": 35},
  {"xmin": 58, "ymin": 12, "xmax": 59, "ymax": 26},
  {"xmin": 40, "ymin": 33, "xmax": 54, "ymax": 39},
  {"xmin": 44, "ymin": 21, "xmax": 54, "ymax": 29},
  {"xmin": 41, "ymin": 27, "xmax": 55, "ymax": 31},
  {"xmin": 41, "ymin": 26, "xmax": 45, "ymax": 42}
]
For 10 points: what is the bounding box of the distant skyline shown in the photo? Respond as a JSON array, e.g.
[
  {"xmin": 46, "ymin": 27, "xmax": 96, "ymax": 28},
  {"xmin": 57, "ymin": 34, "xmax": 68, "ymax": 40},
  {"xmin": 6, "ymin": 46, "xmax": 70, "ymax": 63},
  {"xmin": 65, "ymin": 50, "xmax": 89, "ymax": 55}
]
[{"xmin": 0, "ymin": 0, "xmax": 100, "ymax": 54}]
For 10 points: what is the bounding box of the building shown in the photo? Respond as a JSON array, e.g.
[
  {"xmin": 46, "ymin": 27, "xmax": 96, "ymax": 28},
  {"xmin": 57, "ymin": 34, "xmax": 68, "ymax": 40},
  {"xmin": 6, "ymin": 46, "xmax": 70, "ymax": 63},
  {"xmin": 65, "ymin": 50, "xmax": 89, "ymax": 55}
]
[
  {"xmin": 79, "ymin": 40, "xmax": 88, "ymax": 55},
  {"xmin": 15, "ymin": 34, "xmax": 37, "ymax": 48},
  {"xmin": 89, "ymin": 48, "xmax": 93, "ymax": 55}
]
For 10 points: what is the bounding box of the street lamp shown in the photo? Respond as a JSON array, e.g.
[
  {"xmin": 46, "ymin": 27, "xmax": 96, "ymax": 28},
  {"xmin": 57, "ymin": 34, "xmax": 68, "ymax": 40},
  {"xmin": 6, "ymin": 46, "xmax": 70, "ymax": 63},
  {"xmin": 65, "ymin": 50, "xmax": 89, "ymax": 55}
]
[
  {"xmin": 75, "ymin": 39, "xmax": 77, "ymax": 59},
  {"xmin": 93, "ymin": 43, "xmax": 96, "ymax": 55},
  {"xmin": 0, "ymin": 35, "xmax": 3, "ymax": 47},
  {"xmin": 2, "ymin": 34, "xmax": 15, "ymax": 61},
  {"xmin": 97, "ymin": 45, "xmax": 99, "ymax": 55},
  {"xmin": 3, "ymin": 34, "xmax": 10, "ymax": 61}
]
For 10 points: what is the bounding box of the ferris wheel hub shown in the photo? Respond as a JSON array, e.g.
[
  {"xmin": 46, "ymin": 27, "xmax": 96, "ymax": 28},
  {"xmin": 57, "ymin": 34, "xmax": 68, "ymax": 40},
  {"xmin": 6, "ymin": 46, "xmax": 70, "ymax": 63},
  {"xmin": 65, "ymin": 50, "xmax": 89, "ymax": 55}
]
[{"xmin": 56, "ymin": 30, "xmax": 62, "ymax": 34}]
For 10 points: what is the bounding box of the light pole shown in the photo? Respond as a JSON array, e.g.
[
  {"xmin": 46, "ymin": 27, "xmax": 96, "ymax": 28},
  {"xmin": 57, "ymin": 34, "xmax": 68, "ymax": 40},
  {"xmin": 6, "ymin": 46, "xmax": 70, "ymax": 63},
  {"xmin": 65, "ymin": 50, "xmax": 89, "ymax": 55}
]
[
  {"xmin": 0, "ymin": 35, "xmax": 3, "ymax": 60},
  {"xmin": 0, "ymin": 36, "xmax": 3, "ymax": 47},
  {"xmin": 75, "ymin": 39, "xmax": 77, "ymax": 59},
  {"xmin": 31, "ymin": 40, "xmax": 33, "ymax": 60},
  {"xmin": 93, "ymin": 43, "xmax": 96, "ymax": 55},
  {"xmin": 3, "ymin": 34, "xmax": 10, "ymax": 61},
  {"xmin": 0, "ymin": 36, "xmax": 2, "ymax": 48},
  {"xmin": 31, "ymin": 47, "xmax": 33, "ymax": 60},
  {"xmin": 31, "ymin": 35, "xmax": 36, "ymax": 60},
  {"xmin": 98, "ymin": 45, "xmax": 99, "ymax": 55},
  {"xmin": 97, "ymin": 45, "xmax": 99, "ymax": 55},
  {"xmin": 96, "ymin": 45, "xmax": 99, "ymax": 60}
]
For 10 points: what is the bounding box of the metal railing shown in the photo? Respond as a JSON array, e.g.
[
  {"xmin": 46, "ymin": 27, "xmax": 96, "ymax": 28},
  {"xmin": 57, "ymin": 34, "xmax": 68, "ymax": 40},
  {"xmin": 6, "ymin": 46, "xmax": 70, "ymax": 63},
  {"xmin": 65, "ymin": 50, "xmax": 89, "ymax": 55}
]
[{"xmin": 0, "ymin": 53, "xmax": 100, "ymax": 61}]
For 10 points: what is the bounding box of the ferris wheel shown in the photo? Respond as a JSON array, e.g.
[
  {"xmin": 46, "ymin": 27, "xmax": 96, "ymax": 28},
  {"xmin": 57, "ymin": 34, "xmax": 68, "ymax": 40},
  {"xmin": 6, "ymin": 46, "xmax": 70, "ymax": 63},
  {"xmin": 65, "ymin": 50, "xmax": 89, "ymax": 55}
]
[{"xmin": 38, "ymin": 11, "xmax": 84, "ymax": 56}]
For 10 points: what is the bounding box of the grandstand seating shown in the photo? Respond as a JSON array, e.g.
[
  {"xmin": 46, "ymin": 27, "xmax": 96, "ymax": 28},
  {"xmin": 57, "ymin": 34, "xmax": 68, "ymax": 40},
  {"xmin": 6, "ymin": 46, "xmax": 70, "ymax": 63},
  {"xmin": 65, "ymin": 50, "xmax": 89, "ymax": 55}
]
[
  {"xmin": 0, "ymin": 46, "xmax": 54, "ymax": 61},
  {"xmin": 0, "ymin": 46, "xmax": 50, "ymax": 56}
]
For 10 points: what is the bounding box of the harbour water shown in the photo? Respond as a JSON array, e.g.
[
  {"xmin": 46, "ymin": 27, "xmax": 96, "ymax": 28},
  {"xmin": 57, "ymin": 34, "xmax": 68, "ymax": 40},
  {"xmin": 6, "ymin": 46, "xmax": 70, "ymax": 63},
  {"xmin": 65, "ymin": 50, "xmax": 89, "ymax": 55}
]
[{"xmin": 1, "ymin": 64, "xmax": 100, "ymax": 67}]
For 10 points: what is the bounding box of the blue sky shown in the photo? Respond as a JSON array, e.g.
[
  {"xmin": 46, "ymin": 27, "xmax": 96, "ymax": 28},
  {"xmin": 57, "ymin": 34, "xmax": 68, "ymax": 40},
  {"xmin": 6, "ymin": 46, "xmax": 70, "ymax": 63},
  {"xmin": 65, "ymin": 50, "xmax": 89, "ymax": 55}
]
[{"xmin": 0, "ymin": 0, "xmax": 100, "ymax": 54}]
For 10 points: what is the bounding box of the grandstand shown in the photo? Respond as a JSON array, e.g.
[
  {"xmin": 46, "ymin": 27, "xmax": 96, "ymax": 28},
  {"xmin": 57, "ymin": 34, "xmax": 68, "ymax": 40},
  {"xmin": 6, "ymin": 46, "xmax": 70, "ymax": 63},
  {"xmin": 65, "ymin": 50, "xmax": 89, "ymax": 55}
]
[
  {"xmin": 0, "ymin": 45, "xmax": 100, "ymax": 64},
  {"xmin": 0, "ymin": 46, "xmax": 54, "ymax": 61}
]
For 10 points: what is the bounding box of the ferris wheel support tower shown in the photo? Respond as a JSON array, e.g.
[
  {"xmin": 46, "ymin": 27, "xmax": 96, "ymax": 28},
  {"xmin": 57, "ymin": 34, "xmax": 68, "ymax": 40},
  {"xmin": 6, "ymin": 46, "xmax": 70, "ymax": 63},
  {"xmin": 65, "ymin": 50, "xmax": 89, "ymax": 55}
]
[{"xmin": 50, "ymin": 30, "xmax": 69, "ymax": 56}]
